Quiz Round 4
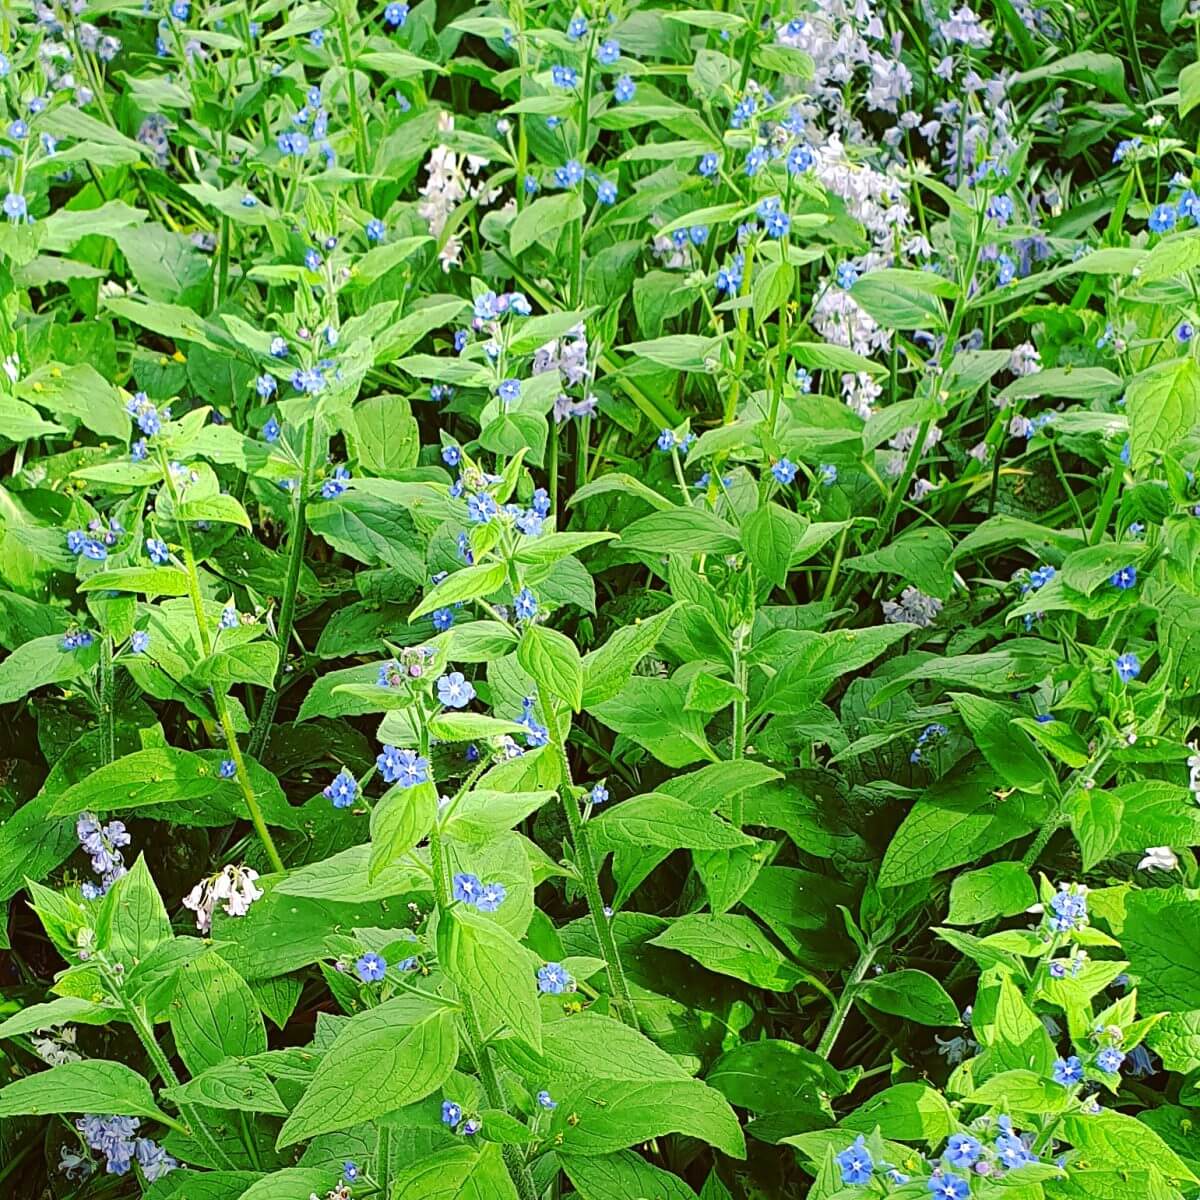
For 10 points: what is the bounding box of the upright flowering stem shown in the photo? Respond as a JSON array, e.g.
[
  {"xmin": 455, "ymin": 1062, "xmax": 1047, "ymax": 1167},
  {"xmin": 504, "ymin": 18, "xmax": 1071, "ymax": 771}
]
[
  {"xmin": 248, "ymin": 417, "xmax": 316, "ymax": 759},
  {"xmin": 815, "ymin": 943, "xmax": 877, "ymax": 1059},
  {"xmin": 335, "ymin": 7, "xmax": 370, "ymax": 207},
  {"xmin": 427, "ymin": 823, "xmax": 538, "ymax": 1200},
  {"xmin": 538, "ymin": 694, "xmax": 640, "ymax": 1029},
  {"xmin": 728, "ymin": 631, "xmax": 749, "ymax": 828},
  {"xmin": 157, "ymin": 451, "xmax": 285, "ymax": 874},
  {"xmin": 98, "ymin": 635, "xmax": 116, "ymax": 766}
]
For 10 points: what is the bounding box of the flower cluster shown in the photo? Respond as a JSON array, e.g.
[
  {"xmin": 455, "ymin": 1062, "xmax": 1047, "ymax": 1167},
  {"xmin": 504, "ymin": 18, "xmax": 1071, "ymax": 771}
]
[
  {"xmin": 452, "ymin": 872, "xmax": 506, "ymax": 912},
  {"xmin": 76, "ymin": 813, "xmax": 129, "ymax": 899},
  {"xmin": 182, "ymin": 864, "xmax": 264, "ymax": 934},
  {"xmin": 74, "ymin": 1115, "xmax": 176, "ymax": 1181}
]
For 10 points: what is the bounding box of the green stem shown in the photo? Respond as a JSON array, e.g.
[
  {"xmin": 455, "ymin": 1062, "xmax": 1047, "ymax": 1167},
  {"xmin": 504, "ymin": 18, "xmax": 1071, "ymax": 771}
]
[
  {"xmin": 428, "ymin": 825, "xmax": 537, "ymax": 1200},
  {"xmin": 248, "ymin": 417, "xmax": 317, "ymax": 759},
  {"xmin": 539, "ymin": 694, "xmax": 640, "ymax": 1029},
  {"xmin": 336, "ymin": 8, "xmax": 370, "ymax": 207},
  {"xmin": 815, "ymin": 944, "xmax": 876, "ymax": 1059},
  {"xmin": 729, "ymin": 637, "xmax": 749, "ymax": 827},
  {"xmin": 1088, "ymin": 456, "xmax": 1123, "ymax": 545},
  {"xmin": 98, "ymin": 636, "xmax": 116, "ymax": 766},
  {"xmin": 159, "ymin": 451, "xmax": 285, "ymax": 873}
]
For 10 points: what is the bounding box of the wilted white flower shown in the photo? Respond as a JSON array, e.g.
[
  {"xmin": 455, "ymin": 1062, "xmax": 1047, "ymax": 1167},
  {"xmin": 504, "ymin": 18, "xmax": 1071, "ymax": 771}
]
[
  {"xmin": 1137, "ymin": 847, "xmax": 1178, "ymax": 872},
  {"xmin": 183, "ymin": 864, "xmax": 263, "ymax": 933}
]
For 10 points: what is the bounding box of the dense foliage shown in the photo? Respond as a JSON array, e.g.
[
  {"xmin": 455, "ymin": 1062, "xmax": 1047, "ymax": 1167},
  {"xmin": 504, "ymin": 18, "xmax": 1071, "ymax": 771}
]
[{"xmin": 2, "ymin": 0, "xmax": 1200, "ymax": 1197}]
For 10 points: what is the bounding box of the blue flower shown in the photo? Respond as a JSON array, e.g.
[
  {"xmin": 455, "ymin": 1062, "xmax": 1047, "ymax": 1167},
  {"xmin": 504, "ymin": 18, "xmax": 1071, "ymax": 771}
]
[
  {"xmin": 432, "ymin": 607, "xmax": 455, "ymax": 632},
  {"xmin": 144, "ymin": 537, "xmax": 169, "ymax": 565},
  {"xmin": 987, "ymin": 194, "xmax": 1014, "ymax": 225},
  {"xmin": 536, "ymin": 1090, "xmax": 556, "ymax": 1109},
  {"xmin": 537, "ymin": 962, "xmax": 572, "ymax": 994},
  {"xmin": 309, "ymin": 28, "xmax": 325, "ymax": 47},
  {"xmin": 819, "ymin": 463, "xmax": 837, "ymax": 486},
  {"xmin": 377, "ymin": 746, "xmax": 429, "ymax": 787},
  {"xmin": 130, "ymin": 631, "xmax": 150, "ymax": 654},
  {"xmin": 551, "ymin": 65, "xmax": 578, "ymax": 88},
  {"xmin": 928, "ymin": 1174, "xmax": 970, "ymax": 1200},
  {"xmin": 1053, "ymin": 1055, "xmax": 1083, "ymax": 1085},
  {"xmin": 468, "ymin": 492, "xmax": 499, "ymax": 523},
  {"xmin": 384, "ymin": 2, "xmax": 408, "ymax": 26},
  {"xmin": 514, "ymin": 587, "xmax": 538, "ymax": 621},
  {"xmin": 3, "ymin": 191, "xmax": 27, "ymax": 221},
  {"xmin": 589, "ymin": 783, "xmax": 608, "ymax": 805},
  {"xmin": 437, "ymin": 671, "xmax": 476, "ymax": 708},
  {"xmin": 836, "ymin": 262, "xmax": 859, "ymax": 289},
  {"xmin": 442, "ymin": 1100, "xmax": 463, "ymax": 1127},
  {"xmin": 323, "ymin": 768, "xmax": 359, "ymax": 808},
  {"xmin": 772, "ymin": 458, "xmax": 797, "ymax": 485},
  {"xmin": 1048, "ymin": 885, "xmax": 1088, "ymax": 932},
  {"xmin": 1113, "ymin": 137, "xmax": 1140, "ymax": 163},
  {"xmin": 524, "ymin": 174, "xmax": 540, "ymax": 195},
  {"xmin": 366, "ymin": 218, "xmax": 386, "ymax": 242},
  {"xmin": 261, "ymin": 414, "xmax": 280, "ymax": 442},
  {"xmin": 554, "ymin": 159, "xmax": 585, "ymax": 187},
  {"xmin": 944, "ymin": 1133, "xmax": 981, "ymax": 1169},
  {"xmin": 1115, "ymin": 651, "xmax": 1140, "ymax": 682},
  {"xmin": 994, "ymin": 1132, "xmax": 1036, "ymax": 1169},
  {"xmin": 343, "ymin": 1163, "xmax": 359, "ymax": 1183},
  {"xmin": 62, "ymin": 630, "xmax": 94, "ymax": 651},
  {"xmin": 452, "ymin": 873, "xmax": 482, "ymax": 903},
  {"xmin": 476, "ymin": 881, "xmax": 507, "ymax": 912},
  {"xmin": 219, "ymin": 759, "xmax": 237, "ymax": 778},
  {"xmin": 355, "ymin": 952, "xmax": 387, "ymax": 982},
  {"xmin": 220, "ymin": 605, "xmax": 239, "ymax": 630},
  {"xmin": 1095, "ymin": 1047, "xmax": 1124, "ymax": 1075},
  {"xmin": 744, "ymin": 146, "xmax": 768, "ymax": 176},
  {"xmin": 131, "ymin": 438, "xmax": 148, "ymax": 462},
  {"xmin": 1178, "ymin": 321, "xmax": 1194, "ymax": 343},
  {"xmin": 596, "ymin": 179, "xmax": 617, "ymax": 205},
  {"xmin": 442, "ymin": 444, "xmax": 461, "ymax": 467},
  {"xmin": 998, "ymin": 254, "xmax": 1016, "ymax": 285},
  {"xmin": 787, "ymin": 144, "xmax": 814, "ymax": 174},
  {"xmin": 531, "ymin": 488, "xmax": 551, "ymax": 517},
  {"xmin": 270, "ymin": 336, "xmax": 289, "ymax": 358},
  {"xmin": 698, "ymin": 152, "xmax": 720, "ymax": 177},
  {"xmin": 614, "ymin": 74, "xmax": 636, "ymax": 102},
  {"xmin": 836, "ymin": 1136, "xmax": 873, "ymax": 1186},
  {"xmin": 304, "ymin": 248, "xmax": 322, "ymax": 271},
  {"xmin": 322, "ymin": 465, "xmax": 351, "ymax": 499},
  {"xmin": 1149, "ymin": 203, "xmax": 1177, "ymax": 234},
  {"xmin": 567, "ymin": 15, "xmax": 588, "ymax": 39},
  {"xmin": 8, "ymin": 119, "xmax": 27, "ymax": 140},
  {"xmin": 1110, "ymin": 565, "xmax": 1137, "ymax": 589},
  {"xmin": 498, "ymin": 378, "xmax": 522, "ymax": 402},
  {"xmin": 277, "ymin": 131, "xmax": 310, "ymax": 156},
  {"xmin": 256, "ymin": 374, "xmax": 277, "ymax": 400},
  {"xmin": 517, "ymin": 696, "xmax": 549, "ymax": 747},
  {"xmin": 764, "ymin": 208, "xmax": 790, "ymax": 238}
]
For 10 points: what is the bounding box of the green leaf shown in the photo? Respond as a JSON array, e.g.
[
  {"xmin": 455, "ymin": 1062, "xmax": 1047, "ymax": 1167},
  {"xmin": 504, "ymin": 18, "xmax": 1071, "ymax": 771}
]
[
  {"xmin": 1125, "ymin": 357, "xmax": 1200, "ymax": 471},
  {"xmin": 427, "ymin": 712, "xmax": 527, "ymax": 741},
  {"xmin": 946, "ymin": 863, "xmax": 1036, "ymax": 925},
  {"xmin": 0, "ymin": 633, "xmax": 101, "ymax": 704},
  {"xmin": 706, "ymin": 1040, "xmax": 848, "ymax": 1112},
  {"xmin": 95, "ymin": 854, "xmax": 172, "ymax": 961},
  {"xmin": 581, "ymin": 603, "xmax": 677, "ymax": 706},
  {"xmin": 510, "ymin": 192, "xmax": 585, "ymax": 255},
  {"xmin": 589, "ymin": 793, "xmax": 752, "ymax": 852},
  {"xmin": 744, "ymin": 504, "xmax": 801, "ymax": 588},
  {"xmin": 391, "ymin": 1143, "xmax": 519, "ymax": 1199},
  {"xmin": 949, "ymin": 693, "xmax": 1053, "ymax": 791},
  {"xmin": 277, "ymin": 998, "xmax": 458, "ymax": 1147},
  {"xmin": 369, "ymin": 780, "xmax": 438, "ymax": 881},
  {"xmin": 840, "ymin": 1082, "xmax": 956, "ymax": 1143},
  {"xmin": 843, "ymin": 527, "xmax": 955, "ymax": 600},
  {"xmin": 440, "ymin": 906, "xmax": 541, "ymax": 1049},
  {"xmin": 516, "ymin": 623, "xmax": 583, "ymax": 712},
  {"xmin": 1011, "ymin": 50, "xmax": 1130, "ymax": 103},
  {"xmin": 1181, "ymin": 60, "xmax": 1200, "ymax": 117},
  {"xmin": 618, "ymin": 508, "xmax": 741, "ymax": 556},
  {"xmin": 857, "ymin": 969, "xmax": 959, "ymax": 1027},
  {"xmin": 1122, "ymin": 889, "xmax": 1200, "ymax": 1011},
  {"xmin": 442, "ymin": 789, "xmax": 556, "ymax": 844},
  {"xmin": 0, "ymin": 1061, "xmax": 168, "ymax": 1121},
  {"xmin": 650, "ymin": 913, "xmax": 805, "ymax": 990},
  {"xmin": 546, "ymin": 1077, "xmax": 745, "ymax": 1159},
  {"xmin": 48, "ymin": 748, "xmax": 234, "ymax": 817},
  {"xmin": 1061, "ymin": 1111, "xmax": 1197, "ymax": 1185},
  {"xmin": 562, "ymin": 1150, "xmax": 701, "ymax": 1200},
  {"xmin": 163, "ymin": 1059, "xmax": 287, "ymax": 1115},
  {"xmin": 589, "ymin": 677, "xmax": 716, "ymax": 767},
  {"xmin": 850, "ymin": 269, "xmax": 950, "ymax": 331},
  {"xmin": 77, "ymin": 567, "xmax": 190, "ymax": 596},
  {"xmin": 410, "ymin": 562, "xmax": 509, "ymax": 622},
  {"xmin": 172, "ymin": 951, "xmax": 267, "ymax": 1076}
]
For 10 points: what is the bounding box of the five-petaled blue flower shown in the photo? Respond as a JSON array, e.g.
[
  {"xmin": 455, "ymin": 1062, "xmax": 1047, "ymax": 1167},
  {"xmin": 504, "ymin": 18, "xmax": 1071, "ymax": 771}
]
[
  {"xmin": 597, "ymin": 38, "xmax": 620, "ymax": 64},
  {"xmin": 130, "ymin": 631, "xmax": 150, "ymax": 654},
  {"xmin": 219, "ymin": 759, "xmax": 237, "ymax": 778},
  {"xmin": 943, "ymin": 1133, "xmax": 981, "ymax": 1169},
  {"xmin": 928, "ymin": 1174, "xmax": 970, "ymax": 1200},
  {"xmin": 343, "ymin": 1162, "xmax": 359, "ymax": 1182},
  {"xmin": 1149, "ymin": 204, "xmax": 1177, "ymax": 233},
  {"xmin": 551, "ymin": 65, "xmax": 578, "ymax": 88},
  {"xmin": 377, "ymin": 745, "xmax": 430, "ymax": 787},
  {"xmin": 614, "ymin": 75, "xmax": 636, "ymax": 102},
  {"xmin": 537, "ymin": 962, "xmax": 572, "ymax": 994},
  {"xmin": 323, "ymin": 768, "xmax": 359, "ymax": 808},
  {"xmin": 384, "ymin": 2, "xmax": 408, "ymax": 26},
  {"xmin": 836, "ymin": 1136, "xmax": 873, "ymax": 1186},
  {"xmin": 146, "ymin": 537, "xmax": 170, "ymax": 564},
  {"xmin": 1110, "ymin": 565, "xmax": 1137, "ymax": 590},
  {"xmin": 1115, "ymin": 651, "xmax": 1140, "ymax": 682},
  {"xmin": 452, "ymin": 873, "xmax": 482, "ymax": 903},
  {"xmin": 437, "ymin": 671, "xmax": 476, "ymax": 708},
  {"xmin": 514, "ymin": 587, "xmax": 538, "ymax": 621},
  {"xmin": 498, "ymin": 378, "xmax": 521, "ymax": 403},
  {"xmin": 476, "ymin": 881, "xmax": 507, "ymax": 912},
  {"xmin": 772, "ymin": 458, "xmax": 797, "ymax": 485},
  {"xmin": 442, "ymin": 1100, "xmax": 463, "ymax": 1127},
  {"xmin": 355, "ymin": 952, "xmax": 387, "ymax": 982},
  {"xmin": 1053, "ymin": 1054, "xmax": 1083, "ymax": 1085},
  {"xmin": 536, "ymin": 1090, "xmax": 557, "ymax": 1109},
  {"xmin": 1096, "ymin": 1047, "xmax": 1125, "ymax": 1075}
]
